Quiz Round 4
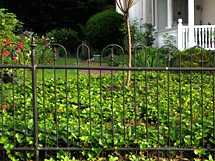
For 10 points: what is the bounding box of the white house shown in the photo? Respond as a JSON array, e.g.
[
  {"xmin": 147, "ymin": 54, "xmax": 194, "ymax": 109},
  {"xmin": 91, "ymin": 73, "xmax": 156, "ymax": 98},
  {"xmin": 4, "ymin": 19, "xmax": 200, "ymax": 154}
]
[{"xmin": 116, "ymin": 0, "xmax": 215, "ymax": 50}]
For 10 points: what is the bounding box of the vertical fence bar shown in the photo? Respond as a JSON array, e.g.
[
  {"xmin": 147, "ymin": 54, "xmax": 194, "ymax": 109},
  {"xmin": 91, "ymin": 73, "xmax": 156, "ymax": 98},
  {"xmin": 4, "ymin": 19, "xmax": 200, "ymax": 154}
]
[
  {"xmin": 201, "ymin": 48, "xmax": 204, "ymax": 160},
  {"xmin": 88, "ymin": 56, "xmax": 92, "ymax": 137},
  {"xmin": 157, "ymin": 50, "xmax": 160, "ymax": 159},
  {"xmin": 53, "ymin": 50, "xmax": 58, "ymax": 147},
  {"xmin": 179, "ymin": 50, "xmax": 182, "ymax": 159},
  {"xmin": 167, "ymin": 55, "xmax": 171, "ymax": 160},
  {"xmin": 30, "ymin": 37, "xmax": 39, "ymax": 161},
  {"xmin": 77, "ymin": 51, "xmax": 81, "ymax": 160},
  {"xmin": 42, "ymin": 60, "xmax": 47, "ymax": 159},
  {"xmin": 12, "ymin": 58, "xmax": 16, "ymax": 158},
  {"xmin": 123, "ymin": 50, "xmax": 126, "ymax": 143},
  {"xmin": 1, "ymin": 50, "xmax": 4, "ymax": 159},
  {"xmin": 100, "ymin": 51, "xmax": 103, "ymax": 158},
  {"xmin": 122, "ymin": 48, "xmax": 125, "ymax": 155},
  {"xmin": 23, "ymin": 51, "xmax": 27, "ymax": 161},
  {"xmin": 65, "ymin": 52, "xmax": 69, "ymax": 151},
  {"xmin": 213, "ymin": 52, "xmax": 215, "ymax": 159},
  {"xmin": 145, "ymin": 48, "xmax": 149, "ymax": 159},
  {"xmin": 133, "ymin": 47, "xmax": 137, "ymax": 159},
  {"xmin": 111, "ymin": 50, "xmax": 115, "ymax": 146},
  {"xmin": 190, "ymin": 48, "xmax": 193, "ymax": 161}
]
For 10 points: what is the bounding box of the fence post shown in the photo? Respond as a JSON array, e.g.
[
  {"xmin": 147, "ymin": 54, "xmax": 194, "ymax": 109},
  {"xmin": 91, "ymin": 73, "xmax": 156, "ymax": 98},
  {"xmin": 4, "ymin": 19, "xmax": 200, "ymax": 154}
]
[
  {"xmin": 30, "ymin": 37, "xmax": 39, "ymax": 161},
  {"xmin": 178, "ymin": 18, "xmax": 183, "ymax": 51}
]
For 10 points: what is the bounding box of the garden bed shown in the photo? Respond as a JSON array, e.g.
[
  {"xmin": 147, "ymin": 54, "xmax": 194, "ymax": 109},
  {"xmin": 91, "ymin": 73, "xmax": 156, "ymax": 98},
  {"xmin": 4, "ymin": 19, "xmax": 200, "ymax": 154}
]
[{"xmin": 0, "ymin": 71, "xmax": 215, "ymax": 160}]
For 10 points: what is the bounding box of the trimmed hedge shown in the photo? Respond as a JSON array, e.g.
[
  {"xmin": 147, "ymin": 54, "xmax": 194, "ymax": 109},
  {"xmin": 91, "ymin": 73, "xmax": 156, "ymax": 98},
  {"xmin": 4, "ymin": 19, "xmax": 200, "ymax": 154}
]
[{"xmin": 85, "ymin": 8, "xmax": 125, "ymax": 50}]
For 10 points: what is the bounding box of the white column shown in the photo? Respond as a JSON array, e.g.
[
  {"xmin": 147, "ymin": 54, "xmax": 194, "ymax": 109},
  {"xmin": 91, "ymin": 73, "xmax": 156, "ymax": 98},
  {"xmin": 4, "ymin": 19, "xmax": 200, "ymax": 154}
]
[
  {"xmin": 152, "ymin": 0, "xmax": 154, "ymax": 26},
  {"xmin": 188, "ymin": 0, "xmax": 195, "ymax": 47},
  {"xmin": 155, "ymin": 0, "xmax": 158, "ymax": 31},
  {"xmin": 167, "ymin": 0, "xmax": 173, "ymax": 28},
  {"xmin": 178, "ymin": 19, "xmax": 183, "ymax": 50}
]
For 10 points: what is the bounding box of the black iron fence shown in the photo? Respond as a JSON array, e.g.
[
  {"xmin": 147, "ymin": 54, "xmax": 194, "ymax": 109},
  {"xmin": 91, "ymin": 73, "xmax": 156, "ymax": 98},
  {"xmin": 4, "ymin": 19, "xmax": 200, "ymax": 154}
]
[{"xmin": 0, "ymin": 38, "xmax": 215, "ymax": 160}]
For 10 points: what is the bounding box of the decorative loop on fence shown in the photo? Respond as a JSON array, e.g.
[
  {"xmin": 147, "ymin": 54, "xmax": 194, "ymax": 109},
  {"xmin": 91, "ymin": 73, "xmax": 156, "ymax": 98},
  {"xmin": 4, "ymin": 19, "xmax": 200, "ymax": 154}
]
[
  {"xmin": 42, "ymin": 43, "xmax": 67, "ymax": 65},
  {"xmin": 77, "ymin": 44, "xmax": 90, "ymax": 66},
  {"xmin": 1, "ymin": 43, "xmax": 26, "ymax": 65},
  {"xmin": 101, "ymin": 44, "xmax": 124, "ymax": 67},
  {"xmin": 158, "ymin": 45, "xmax": 181, "ymax": 67}
]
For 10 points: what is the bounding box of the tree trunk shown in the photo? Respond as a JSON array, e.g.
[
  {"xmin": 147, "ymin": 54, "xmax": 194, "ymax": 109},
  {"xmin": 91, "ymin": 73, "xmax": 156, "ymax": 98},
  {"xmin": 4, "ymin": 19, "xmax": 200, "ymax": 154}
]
[{"xmin": 126, "ymin": 15, "xmax": 131, "ymax": 87}]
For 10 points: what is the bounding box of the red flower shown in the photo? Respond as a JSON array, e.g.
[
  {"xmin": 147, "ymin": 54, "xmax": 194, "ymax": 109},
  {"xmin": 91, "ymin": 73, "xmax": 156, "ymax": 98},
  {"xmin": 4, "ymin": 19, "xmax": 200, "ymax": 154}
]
[
  {"xmin": 41, "ymin": 41, "xmax": 44, "ymax": 44},
  {"xmin": 6, "ymin": 103, "xmax": 9, "ymax": 107},
  {"xmin": 19, "ymin": 42, "xmax": 24, "ymax": 48},
  {"xmin": 3, "ymin": 106, "xmax": 6, "ymax": 110},
  {"xmin": 3, "ymin": 50, "xmax": 9, "ymax": 56},
  {"xmin": 16, "ymin": 47, "xmax": 21, "ymax": 52},
  {"xmin": 5, "ymin": 40, "xmax": 10, "ymax": 44},
  {"xmin": 45, "ymin": 41, "xmax": 48, "ymax": 43},
  {"xmin": 14, "ymin": 56, "xmax": 18, "ymax": 61},
  {"xmin": 0, "ymin": 42, "xmax": 2, "ymax": 46}
]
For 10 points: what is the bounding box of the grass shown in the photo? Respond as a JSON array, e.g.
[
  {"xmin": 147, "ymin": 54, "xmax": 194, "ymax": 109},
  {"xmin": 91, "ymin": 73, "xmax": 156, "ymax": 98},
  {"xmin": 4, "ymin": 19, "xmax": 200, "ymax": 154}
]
[{"xmin": 36, "ymin": 56, "xmax": 80, "ymax": 82}]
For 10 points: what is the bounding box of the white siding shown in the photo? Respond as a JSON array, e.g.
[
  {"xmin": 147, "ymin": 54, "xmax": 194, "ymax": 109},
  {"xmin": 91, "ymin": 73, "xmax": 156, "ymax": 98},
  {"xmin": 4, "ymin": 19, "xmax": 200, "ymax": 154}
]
[{"xmin": 202, "ymin": 0, "xmax": 215, "ymax": 25}]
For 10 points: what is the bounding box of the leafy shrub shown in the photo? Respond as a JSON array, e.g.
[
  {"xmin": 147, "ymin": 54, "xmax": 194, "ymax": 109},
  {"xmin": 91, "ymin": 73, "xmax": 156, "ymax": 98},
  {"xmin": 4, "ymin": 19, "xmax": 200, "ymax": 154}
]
[
  {"xmin": 0, "ymin": 8, "xmax": 23, "ymax": 39},
  {"xmin": 108, "ymin": 47, "xmax": 168, "ymax": 67},
  {"xmin": 133, "ymin": 47, "xmax": 167, "ymax": 67},
  {"xmin": 162, "ymin": 33, "xmax": 176, "ymax": 46},
  {"xmin": 0, "ymin": 9, "xmax": 53, "ymax": 66},
  {"xmin": 85, "ymin": 8, "xmax": 125, "ymax": 50},
  {"xmin": 120, "ymin": 18, "xmax": 142, "ymax": 48},
  {"xmin": 120, "ymin": 19, "xmax": 155, "ymax": 48},
  {"xmin": 45, "ymin": 28, "xmax": 81, "ymax": 56},
  {"xmin": 142, "ymin": 23, "xmax": 155, "ymax": 46},
  {"xmin": 172, "ymin": 47, "xmax": 213, "ymax": 67}
]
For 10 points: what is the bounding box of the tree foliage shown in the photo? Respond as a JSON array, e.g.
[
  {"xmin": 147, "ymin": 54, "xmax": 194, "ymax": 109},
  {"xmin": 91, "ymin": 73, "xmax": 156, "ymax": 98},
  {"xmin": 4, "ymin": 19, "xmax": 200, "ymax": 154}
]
[{"xmin": 0, "ymin": 0, "xmax": 114, "ymax": 35}]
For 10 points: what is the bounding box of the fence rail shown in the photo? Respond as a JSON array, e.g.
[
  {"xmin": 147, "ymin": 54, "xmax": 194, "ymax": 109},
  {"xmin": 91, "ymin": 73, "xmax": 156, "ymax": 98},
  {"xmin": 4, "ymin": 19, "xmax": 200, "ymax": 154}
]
[{"xmin": 1, "ymin": 38, "xmax": 215, "ymax": 160}]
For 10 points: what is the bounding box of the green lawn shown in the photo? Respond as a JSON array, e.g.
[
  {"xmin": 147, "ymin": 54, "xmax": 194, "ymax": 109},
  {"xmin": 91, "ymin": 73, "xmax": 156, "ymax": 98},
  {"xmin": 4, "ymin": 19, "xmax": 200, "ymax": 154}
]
[{"xmin": 36, "ymin": 57, "xmax": 80, "ymax": 82}]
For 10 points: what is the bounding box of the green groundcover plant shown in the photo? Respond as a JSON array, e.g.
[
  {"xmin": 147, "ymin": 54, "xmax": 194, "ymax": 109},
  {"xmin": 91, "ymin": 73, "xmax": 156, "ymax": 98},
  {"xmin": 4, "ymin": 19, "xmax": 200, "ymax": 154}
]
[{"xmin": 0, "ymin": 70, "xmax": 215, "ymax": 160}]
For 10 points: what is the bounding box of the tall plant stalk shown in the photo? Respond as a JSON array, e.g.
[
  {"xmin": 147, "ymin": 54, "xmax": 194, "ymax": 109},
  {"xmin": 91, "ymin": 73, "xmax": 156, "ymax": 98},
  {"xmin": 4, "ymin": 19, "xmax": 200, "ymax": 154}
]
[{"xmin": 115, "ymin": 0, "xmax": 139, "ymax": 87}]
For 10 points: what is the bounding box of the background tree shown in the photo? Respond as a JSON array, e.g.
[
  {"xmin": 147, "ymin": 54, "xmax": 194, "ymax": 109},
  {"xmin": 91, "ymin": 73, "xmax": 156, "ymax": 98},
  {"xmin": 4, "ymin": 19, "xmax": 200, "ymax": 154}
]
[
  {"xmin": 115, "ymin": 0, "xmax": 139, "ymax": 87},
  {"xmin": 0, "ymin": 0, "xmax": 114, "ymax": 35}
]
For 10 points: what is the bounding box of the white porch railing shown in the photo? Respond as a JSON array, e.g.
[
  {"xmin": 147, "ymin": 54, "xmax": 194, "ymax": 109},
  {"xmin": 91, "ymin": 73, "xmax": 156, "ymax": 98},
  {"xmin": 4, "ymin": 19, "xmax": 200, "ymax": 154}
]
[{"xmin": 178, "ymin": 19, "xmax": 215, "ymax": 50}]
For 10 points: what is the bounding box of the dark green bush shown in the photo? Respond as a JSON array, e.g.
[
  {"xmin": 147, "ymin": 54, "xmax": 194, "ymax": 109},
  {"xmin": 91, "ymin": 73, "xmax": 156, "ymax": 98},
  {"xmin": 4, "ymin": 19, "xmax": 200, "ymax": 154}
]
[
  {"xmin": 85, "ymin": 8, "xmax": 125, "ymax": 50},
  {"xmin": 45, "ymin": 28, "xmax": 81, "ymax": 56}
]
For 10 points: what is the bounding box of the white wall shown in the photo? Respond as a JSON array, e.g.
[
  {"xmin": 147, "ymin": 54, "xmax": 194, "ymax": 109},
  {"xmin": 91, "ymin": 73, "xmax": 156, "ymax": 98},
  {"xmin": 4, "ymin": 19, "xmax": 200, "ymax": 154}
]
[
  {"xmin": 194, "ymin": 0, "xmax": 202, "ymax": 25},
  {"xmin": 202, "ymin": 0, "xmax": 215, "ymax": 25},
  {"xmin": 154, "ymin": 27, "xmax": 178, "ymax": 48}
]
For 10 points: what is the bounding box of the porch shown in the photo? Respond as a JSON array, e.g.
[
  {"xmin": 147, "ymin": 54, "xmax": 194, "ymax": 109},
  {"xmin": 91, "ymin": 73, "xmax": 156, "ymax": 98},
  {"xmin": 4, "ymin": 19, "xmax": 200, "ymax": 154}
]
[
  {"xmin": 155, "ymin": 19, "xmax": 215, "ymax": 51},
  {"xmin": 152, "ymin": 0, "xmax": 215, "ymax": 51}
]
